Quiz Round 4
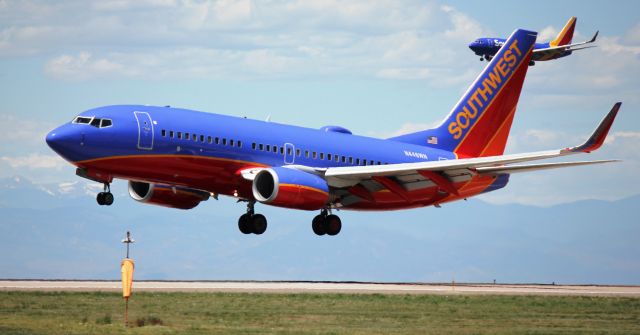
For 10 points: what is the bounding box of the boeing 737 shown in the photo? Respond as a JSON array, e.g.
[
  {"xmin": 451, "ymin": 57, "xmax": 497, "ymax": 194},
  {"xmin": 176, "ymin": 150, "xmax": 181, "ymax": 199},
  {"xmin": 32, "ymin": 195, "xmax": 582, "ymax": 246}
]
[
  {"xmin": 469, "ymin": 17, "xmax": 598, "ymax": 65},
  {"xmin": 46, "ymin": 29, "xmax": 620, "ymax": 236}
]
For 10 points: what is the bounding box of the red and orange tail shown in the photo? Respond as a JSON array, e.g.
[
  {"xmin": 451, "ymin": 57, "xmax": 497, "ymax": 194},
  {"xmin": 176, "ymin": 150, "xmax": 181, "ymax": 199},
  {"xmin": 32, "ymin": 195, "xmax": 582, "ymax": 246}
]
[
  {"xmin": 549, "ymin": 17, "xmax": 576, "ymax": 47},
  {"xmin": 390, "ymin": 29, "xmax": 537, "ymax": 158}
]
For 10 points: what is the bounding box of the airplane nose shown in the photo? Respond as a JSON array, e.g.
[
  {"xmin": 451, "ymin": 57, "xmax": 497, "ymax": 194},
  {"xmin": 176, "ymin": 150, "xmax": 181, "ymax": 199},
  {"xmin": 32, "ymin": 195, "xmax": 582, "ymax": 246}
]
[{"xmin": 46, "ymin": 125, "xmax": 81, "ymax": 158}]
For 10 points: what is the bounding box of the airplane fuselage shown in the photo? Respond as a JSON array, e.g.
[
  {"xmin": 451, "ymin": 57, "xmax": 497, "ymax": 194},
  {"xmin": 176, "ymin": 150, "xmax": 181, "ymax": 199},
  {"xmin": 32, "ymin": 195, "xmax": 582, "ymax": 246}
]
[{"xmin": 46, "ymin": 105, "xmax": 508, "ymax": 211}]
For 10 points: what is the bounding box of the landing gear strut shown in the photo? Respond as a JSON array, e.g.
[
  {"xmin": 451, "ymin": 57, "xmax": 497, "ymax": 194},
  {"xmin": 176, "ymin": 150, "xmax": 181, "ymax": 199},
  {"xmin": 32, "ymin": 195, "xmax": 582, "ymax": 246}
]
[
  {"xmin": 238, "ymin": 201, "xmax": 267, "ymax": 235},
  {"xmin": 96, "ymin": 183, "xmax": 114, "ymax": 206},
  {"xmin": 312, "ymin": 209, "xmax": 342, "ymax": 236}
]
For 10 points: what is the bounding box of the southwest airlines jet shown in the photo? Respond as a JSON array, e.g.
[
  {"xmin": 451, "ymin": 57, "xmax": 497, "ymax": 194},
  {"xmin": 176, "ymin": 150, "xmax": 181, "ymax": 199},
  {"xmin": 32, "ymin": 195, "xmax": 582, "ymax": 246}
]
[
  {"xmin": 469, "ymin": 17, "xmax": 598, "ymax": 64},
  {"xmin": 46, "ymin": 29, "xmax": 620, "ymax": 237}
]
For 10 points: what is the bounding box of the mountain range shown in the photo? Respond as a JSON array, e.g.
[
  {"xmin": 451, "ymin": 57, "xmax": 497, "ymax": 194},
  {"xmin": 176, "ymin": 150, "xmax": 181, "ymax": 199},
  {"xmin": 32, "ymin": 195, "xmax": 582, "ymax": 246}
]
[{"xmin": 1, "ymin": 176, "xmax": 638, "ymax": 284}]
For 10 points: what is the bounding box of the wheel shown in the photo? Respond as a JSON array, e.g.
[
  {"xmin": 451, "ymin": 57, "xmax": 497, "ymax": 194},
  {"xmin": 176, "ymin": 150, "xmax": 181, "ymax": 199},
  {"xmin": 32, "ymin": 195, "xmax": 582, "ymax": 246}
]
[
  {"xmin": 326, "ymin": 214, "xmax": 342, "ymax": 236},
  {"xmin": 251, "ymin": 214, "xmax": 267, "ymax": 235},
  {"xmin": 96, "ymin": 192, "xmax": 105, "ymax": 205},
  {"xmin": 312, "ymin": 215, "xmax": 326, "ymax": 236},
  {"xmin": 103, "ymin": 192, "xmax": 114, "ymax": 206},
  {"xmin": 238, "ymin": 214, "xmax": 253, "ymax": 234}
]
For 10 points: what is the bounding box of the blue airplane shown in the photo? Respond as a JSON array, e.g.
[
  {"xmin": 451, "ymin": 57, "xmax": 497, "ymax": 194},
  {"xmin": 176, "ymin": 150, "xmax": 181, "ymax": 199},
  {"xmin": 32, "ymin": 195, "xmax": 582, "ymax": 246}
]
[
  {"xmin": 46, "ymin": 29, "xmax": 620, "ymax": 236},
  {"xmin": 469, "ymin": 17, "xmax": 598, "ymax": 65}
]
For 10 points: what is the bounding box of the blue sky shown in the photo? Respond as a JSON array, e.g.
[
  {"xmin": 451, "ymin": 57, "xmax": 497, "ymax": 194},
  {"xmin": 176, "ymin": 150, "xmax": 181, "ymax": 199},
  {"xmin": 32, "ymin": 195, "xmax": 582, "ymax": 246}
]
[{"xmin": 1, "ymin": 0, "xmax": 639, "ymax": 206}]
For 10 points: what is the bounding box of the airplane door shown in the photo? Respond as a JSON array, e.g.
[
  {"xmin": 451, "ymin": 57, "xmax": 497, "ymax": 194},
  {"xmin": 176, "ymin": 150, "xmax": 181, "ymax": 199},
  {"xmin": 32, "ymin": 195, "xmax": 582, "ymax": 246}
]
[
  {"xmin": 284, "ymin": 143, "xmax": 295, "ymax": 164},
  {"xmin": 134, "ymin": 111, "xmax": 154, "ymax": 150}
]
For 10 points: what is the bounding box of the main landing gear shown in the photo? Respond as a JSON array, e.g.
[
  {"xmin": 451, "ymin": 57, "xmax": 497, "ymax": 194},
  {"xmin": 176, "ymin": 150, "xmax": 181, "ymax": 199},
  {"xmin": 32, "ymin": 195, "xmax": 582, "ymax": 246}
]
[
  {"xmin": 312, "ymin": 209, "xmax": 342, "ymax": 236},
  {"xmin": 96, "ymin": 183, "xmax": 114, "ymax": 206},
  {"xmin": 238, "ymin": 201, "xmax": 267, "ymax": 235}
]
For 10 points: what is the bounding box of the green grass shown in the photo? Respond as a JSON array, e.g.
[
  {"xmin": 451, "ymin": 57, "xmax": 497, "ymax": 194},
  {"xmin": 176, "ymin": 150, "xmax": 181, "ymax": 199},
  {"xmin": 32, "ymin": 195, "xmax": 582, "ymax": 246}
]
[{"xmin": 1, "ymin": 291, "xmax": 639, "ymax": 334}]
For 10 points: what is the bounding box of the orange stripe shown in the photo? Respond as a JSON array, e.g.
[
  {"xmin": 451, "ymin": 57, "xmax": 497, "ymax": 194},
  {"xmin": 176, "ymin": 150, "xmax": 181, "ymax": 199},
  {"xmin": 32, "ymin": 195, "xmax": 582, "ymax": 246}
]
[{"xmin": 478, "ymin": 104, "xmax": 517, "ymax": 157}]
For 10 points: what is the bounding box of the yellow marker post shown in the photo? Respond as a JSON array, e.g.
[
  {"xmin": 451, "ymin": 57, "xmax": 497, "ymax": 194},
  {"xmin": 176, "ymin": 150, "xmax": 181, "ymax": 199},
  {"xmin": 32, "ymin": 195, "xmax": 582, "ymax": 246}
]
[{"xmin": 121, "ymin": 231, "xmax": 135, "ymax": 326}]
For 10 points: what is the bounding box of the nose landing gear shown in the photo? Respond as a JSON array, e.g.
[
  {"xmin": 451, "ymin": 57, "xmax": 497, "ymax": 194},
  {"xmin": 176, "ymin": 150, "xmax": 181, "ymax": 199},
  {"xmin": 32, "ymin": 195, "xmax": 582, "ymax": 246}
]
[
  {"xmin": 312, "ymin": 209, "xmax": 342, "ymax": 236},
  {"xmin": 238, "ymin": 201, "xmax": 267, "ymax": 235},
  {"xmin": 96, "ymin": 183, "xmax": 114, "ymax": 206}
]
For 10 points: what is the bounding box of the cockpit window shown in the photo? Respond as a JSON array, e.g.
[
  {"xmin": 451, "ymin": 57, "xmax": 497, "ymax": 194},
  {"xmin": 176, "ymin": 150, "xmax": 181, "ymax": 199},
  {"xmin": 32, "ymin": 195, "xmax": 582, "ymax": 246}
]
[
  {"xmin": 72, "ymin": 116, "xmax": 112, "ymax": 128},
  {"xmin": 73, "ymin": 116, "xmax": 92, "ymax": 124}
]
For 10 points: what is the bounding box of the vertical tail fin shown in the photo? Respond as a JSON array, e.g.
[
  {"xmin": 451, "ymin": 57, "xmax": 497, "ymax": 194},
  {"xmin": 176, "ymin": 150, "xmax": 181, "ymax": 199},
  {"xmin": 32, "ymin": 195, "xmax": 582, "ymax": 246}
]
[
  {"xmin": 389, "ymin": 29, "xmax": 537, "ymax": 158},
  {"xmin": 549, "ymin": 16, "xmax": 576, "ymax": 47}
]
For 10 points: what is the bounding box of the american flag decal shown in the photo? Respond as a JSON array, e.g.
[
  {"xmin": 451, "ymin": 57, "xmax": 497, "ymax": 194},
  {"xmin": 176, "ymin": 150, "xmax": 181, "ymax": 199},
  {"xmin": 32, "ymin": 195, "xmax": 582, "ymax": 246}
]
[{"xmin": 427, "ymin": 136, "xmax": 438, "ymax": 145}]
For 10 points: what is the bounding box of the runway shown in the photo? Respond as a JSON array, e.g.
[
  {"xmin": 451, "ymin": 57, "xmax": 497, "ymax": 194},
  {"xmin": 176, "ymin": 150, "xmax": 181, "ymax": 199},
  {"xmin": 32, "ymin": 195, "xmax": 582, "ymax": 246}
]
[{"xmin": 1, "ymin": 280, "xmax": 639, "ymax": 297}]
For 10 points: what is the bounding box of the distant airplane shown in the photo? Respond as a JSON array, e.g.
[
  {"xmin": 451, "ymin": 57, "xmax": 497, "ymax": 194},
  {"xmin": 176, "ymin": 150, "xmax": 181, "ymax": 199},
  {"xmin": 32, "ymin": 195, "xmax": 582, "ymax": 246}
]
[
  {"xmin": 469, "ymin": 17, "xmax": 598, "ymax": 65},
  {"xmin": 46, "ymin": 29, "xmax": 620, "ymax": 237}
]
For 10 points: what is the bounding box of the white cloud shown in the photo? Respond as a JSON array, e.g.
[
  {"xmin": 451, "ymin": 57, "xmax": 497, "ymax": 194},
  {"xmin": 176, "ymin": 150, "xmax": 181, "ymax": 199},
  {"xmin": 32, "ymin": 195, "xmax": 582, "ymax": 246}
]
[
  {"xmin": 0, "ymin": 1, "xmax": 492, "ymax": 83},
  {"xmin": 1, "ymin": 154, "xmax": 67, "ymax": 170},
  {"xmin": 0, "ymin": 114, "xmax": 55, "ymax": 148}
]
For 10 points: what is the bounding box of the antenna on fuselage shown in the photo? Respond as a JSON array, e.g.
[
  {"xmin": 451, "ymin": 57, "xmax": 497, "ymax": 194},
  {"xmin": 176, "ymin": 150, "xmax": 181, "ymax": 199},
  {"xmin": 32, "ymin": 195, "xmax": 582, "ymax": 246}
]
[{"xmin": 265, "ymin": 114, "xmax": 272, "ymax": 122}]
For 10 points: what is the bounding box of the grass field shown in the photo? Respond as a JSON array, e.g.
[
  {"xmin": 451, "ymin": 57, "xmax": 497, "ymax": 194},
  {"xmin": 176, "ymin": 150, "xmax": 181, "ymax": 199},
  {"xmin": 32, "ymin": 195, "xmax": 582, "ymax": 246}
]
[{"xmin": 1, "ymin": 291, "xmax": 639, "ymax": 334}]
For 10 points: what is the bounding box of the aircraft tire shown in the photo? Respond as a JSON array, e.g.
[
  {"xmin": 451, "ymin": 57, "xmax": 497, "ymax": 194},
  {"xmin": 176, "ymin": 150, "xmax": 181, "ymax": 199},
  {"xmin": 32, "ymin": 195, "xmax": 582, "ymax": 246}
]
[
  {"xmin": 312, "ymin": 215, "xmax": 326, "ymax": 236},
  {"xmin": 238, "ymin": 214, "xmax": 253, "ymax": 234},
  {"xmin": 326, "ymin": 215, "xmax": 342, "ymax": 236},
  {"xmin": 96, "ymin": 192, "xmax": 105, "ymax": 205},
  {"xmin": 103, "ymin": 192, "xmax": 114, "ymax": 206},
  {"xmin": 252, "ymin": 214, "xmax": 267, "ymax": 235}
]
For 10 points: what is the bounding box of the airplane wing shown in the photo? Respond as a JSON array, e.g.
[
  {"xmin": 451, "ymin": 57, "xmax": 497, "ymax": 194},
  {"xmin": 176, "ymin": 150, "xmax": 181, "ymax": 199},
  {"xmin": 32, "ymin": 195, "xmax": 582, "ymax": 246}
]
[
  {"xmin": 322, "ymin": 102, "xmax": 620, "ymax": 193},
  {"xmin": 533, "ymin": 31, "xmax": 598, "ymax": 61}
]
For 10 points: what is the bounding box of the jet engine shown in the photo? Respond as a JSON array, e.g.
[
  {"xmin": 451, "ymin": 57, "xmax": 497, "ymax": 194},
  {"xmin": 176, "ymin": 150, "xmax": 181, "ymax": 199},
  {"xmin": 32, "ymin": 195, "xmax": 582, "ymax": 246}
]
[
  {"xmin": 252, "ymin": 167, "xmax": 329, "ymax": 210},
  {"xmin": 128, "ymin": 181, "xmax": 209, "ymax": 210}
]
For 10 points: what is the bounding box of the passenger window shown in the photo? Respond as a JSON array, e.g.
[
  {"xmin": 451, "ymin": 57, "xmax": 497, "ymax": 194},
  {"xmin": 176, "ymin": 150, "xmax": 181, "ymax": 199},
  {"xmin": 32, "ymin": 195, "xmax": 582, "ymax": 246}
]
[
  {"xmin": 259, "ymin": 144, "xmax": 264, "ymax": 151},
  {"xmin": 266, "ymin": 144, "xmax": 271, "ymax": 151},
  {"xmin": 287, "ymin": 148, "xmax": 292, "ymax": 155},
  {"xmin": 320, "ymin": 153, "xmax": 325, "ymax": 160},
  {"xmin": 215, "ymin": 137, "xmax": 220, "ymax": 145},
  {"xmin": 192, "ymin": 134, "xmax": 197, "ymax": 141},
  {"xmin": 305, "ymin": 150, "xmax": 309, "ymax": 158},
  {"xmin": 100, "ymin": 119, "xmax": 112, "ymax": 128},
  {"xmin": 327, "ymin": 154, "xmax": 331, "ymax": 160},
  {"xmin": 335, "ymin": 156, "xmax": 339, "ymax": 162},
  {"xmin": 185, "ymin": 132, "xmax": 189, "ymax": 139},
  {"xmin": 237, "ymin": 141, "xmax": 242, "ymax": 148},
  {"xmin": 356, "ymin": 158, "xmax": 360, "ymax": 165},
  {"xmin": 280, "ymin": 147, "xmax": 284, "ymax": 154},
  {"xmin": 377, "ymin": 161, "xmax": 381, "ymax": 165},
  {"xmin": 312, "ymin": 152, "xmax": 317, "ymax": 159},
  {"xmin": 349, "ymin": 157, "xmax": 353, "ymax": 164},
  {"xmin": 222, "ymin": 138, "xmax": 227, "ymax": 145},
  {"xmin": 273, "ymin": 146, "xmax": 277, "ymax": 153},
  {"xmin": 342, "ymin": 156, "xmax": 346, "ymax": 163},
  {"xmin": 170, "ymin": 131, "xmax": 174, "ymax": 138},
  {"xmin": 252, "ymin": 143, "xmax": 257, "ymax": 149},
  {"xmin": 200, "ymin": 135, "xmax": 204, "ymax": 143},
  {"xmin": 161, "ymin": 130, "xmax": 166, "ymax": 137},
  {"xmin": 177, "ymin": 132, "xmax": 182, "ymax": 139},
  {"xmin": 229, "ymin": 139, "xmax": 234, "ymax": 146},
  {"xmin": 296, "ymin": 149, "xmax": 301, "ymax": 156},
  {"xmin": 208, "ymin": 136, "xmax": 212, "ymax": 144}
]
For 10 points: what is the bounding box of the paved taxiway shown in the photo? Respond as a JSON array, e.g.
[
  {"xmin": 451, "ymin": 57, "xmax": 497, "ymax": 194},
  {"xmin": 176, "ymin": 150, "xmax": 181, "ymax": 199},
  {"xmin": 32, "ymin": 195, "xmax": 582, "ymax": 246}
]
[{"xmin": 1, "ymin": 281, "xmax": 639, "ymax": 297}]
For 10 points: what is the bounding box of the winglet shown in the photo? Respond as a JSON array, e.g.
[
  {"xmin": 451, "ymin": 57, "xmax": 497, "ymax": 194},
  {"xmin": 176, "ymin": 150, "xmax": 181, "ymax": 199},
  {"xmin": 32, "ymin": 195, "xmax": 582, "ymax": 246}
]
[
  {"xmin": 566, "ymin": 102, "xmax": 621, "ymax": 153},
  {"xmin": 589, "ymin": 30, "xmax": 599, "ymax": 43}
]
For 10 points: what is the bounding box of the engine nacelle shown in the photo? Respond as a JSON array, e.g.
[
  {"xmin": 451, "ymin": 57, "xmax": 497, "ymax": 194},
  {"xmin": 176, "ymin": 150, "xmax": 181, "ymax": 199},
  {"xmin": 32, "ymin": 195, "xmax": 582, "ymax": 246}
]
[
  {"xmin": 252, "ymin": 167, "xmax": 329, "ymax": 210},
  {"xmin": 128, "ymin": 181, "xmax": 209, "ymax": 210}
]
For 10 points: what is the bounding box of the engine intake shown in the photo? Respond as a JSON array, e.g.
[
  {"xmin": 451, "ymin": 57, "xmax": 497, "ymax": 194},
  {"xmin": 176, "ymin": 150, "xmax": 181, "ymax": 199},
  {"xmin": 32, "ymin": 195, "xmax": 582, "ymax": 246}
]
[
  {"xmin": 128, "ymin": 181, "xmax": 209, "ymax": 210},
  {"xmin": 252, "ymin": 167, "xmax": 329, "ymax": 210}
]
